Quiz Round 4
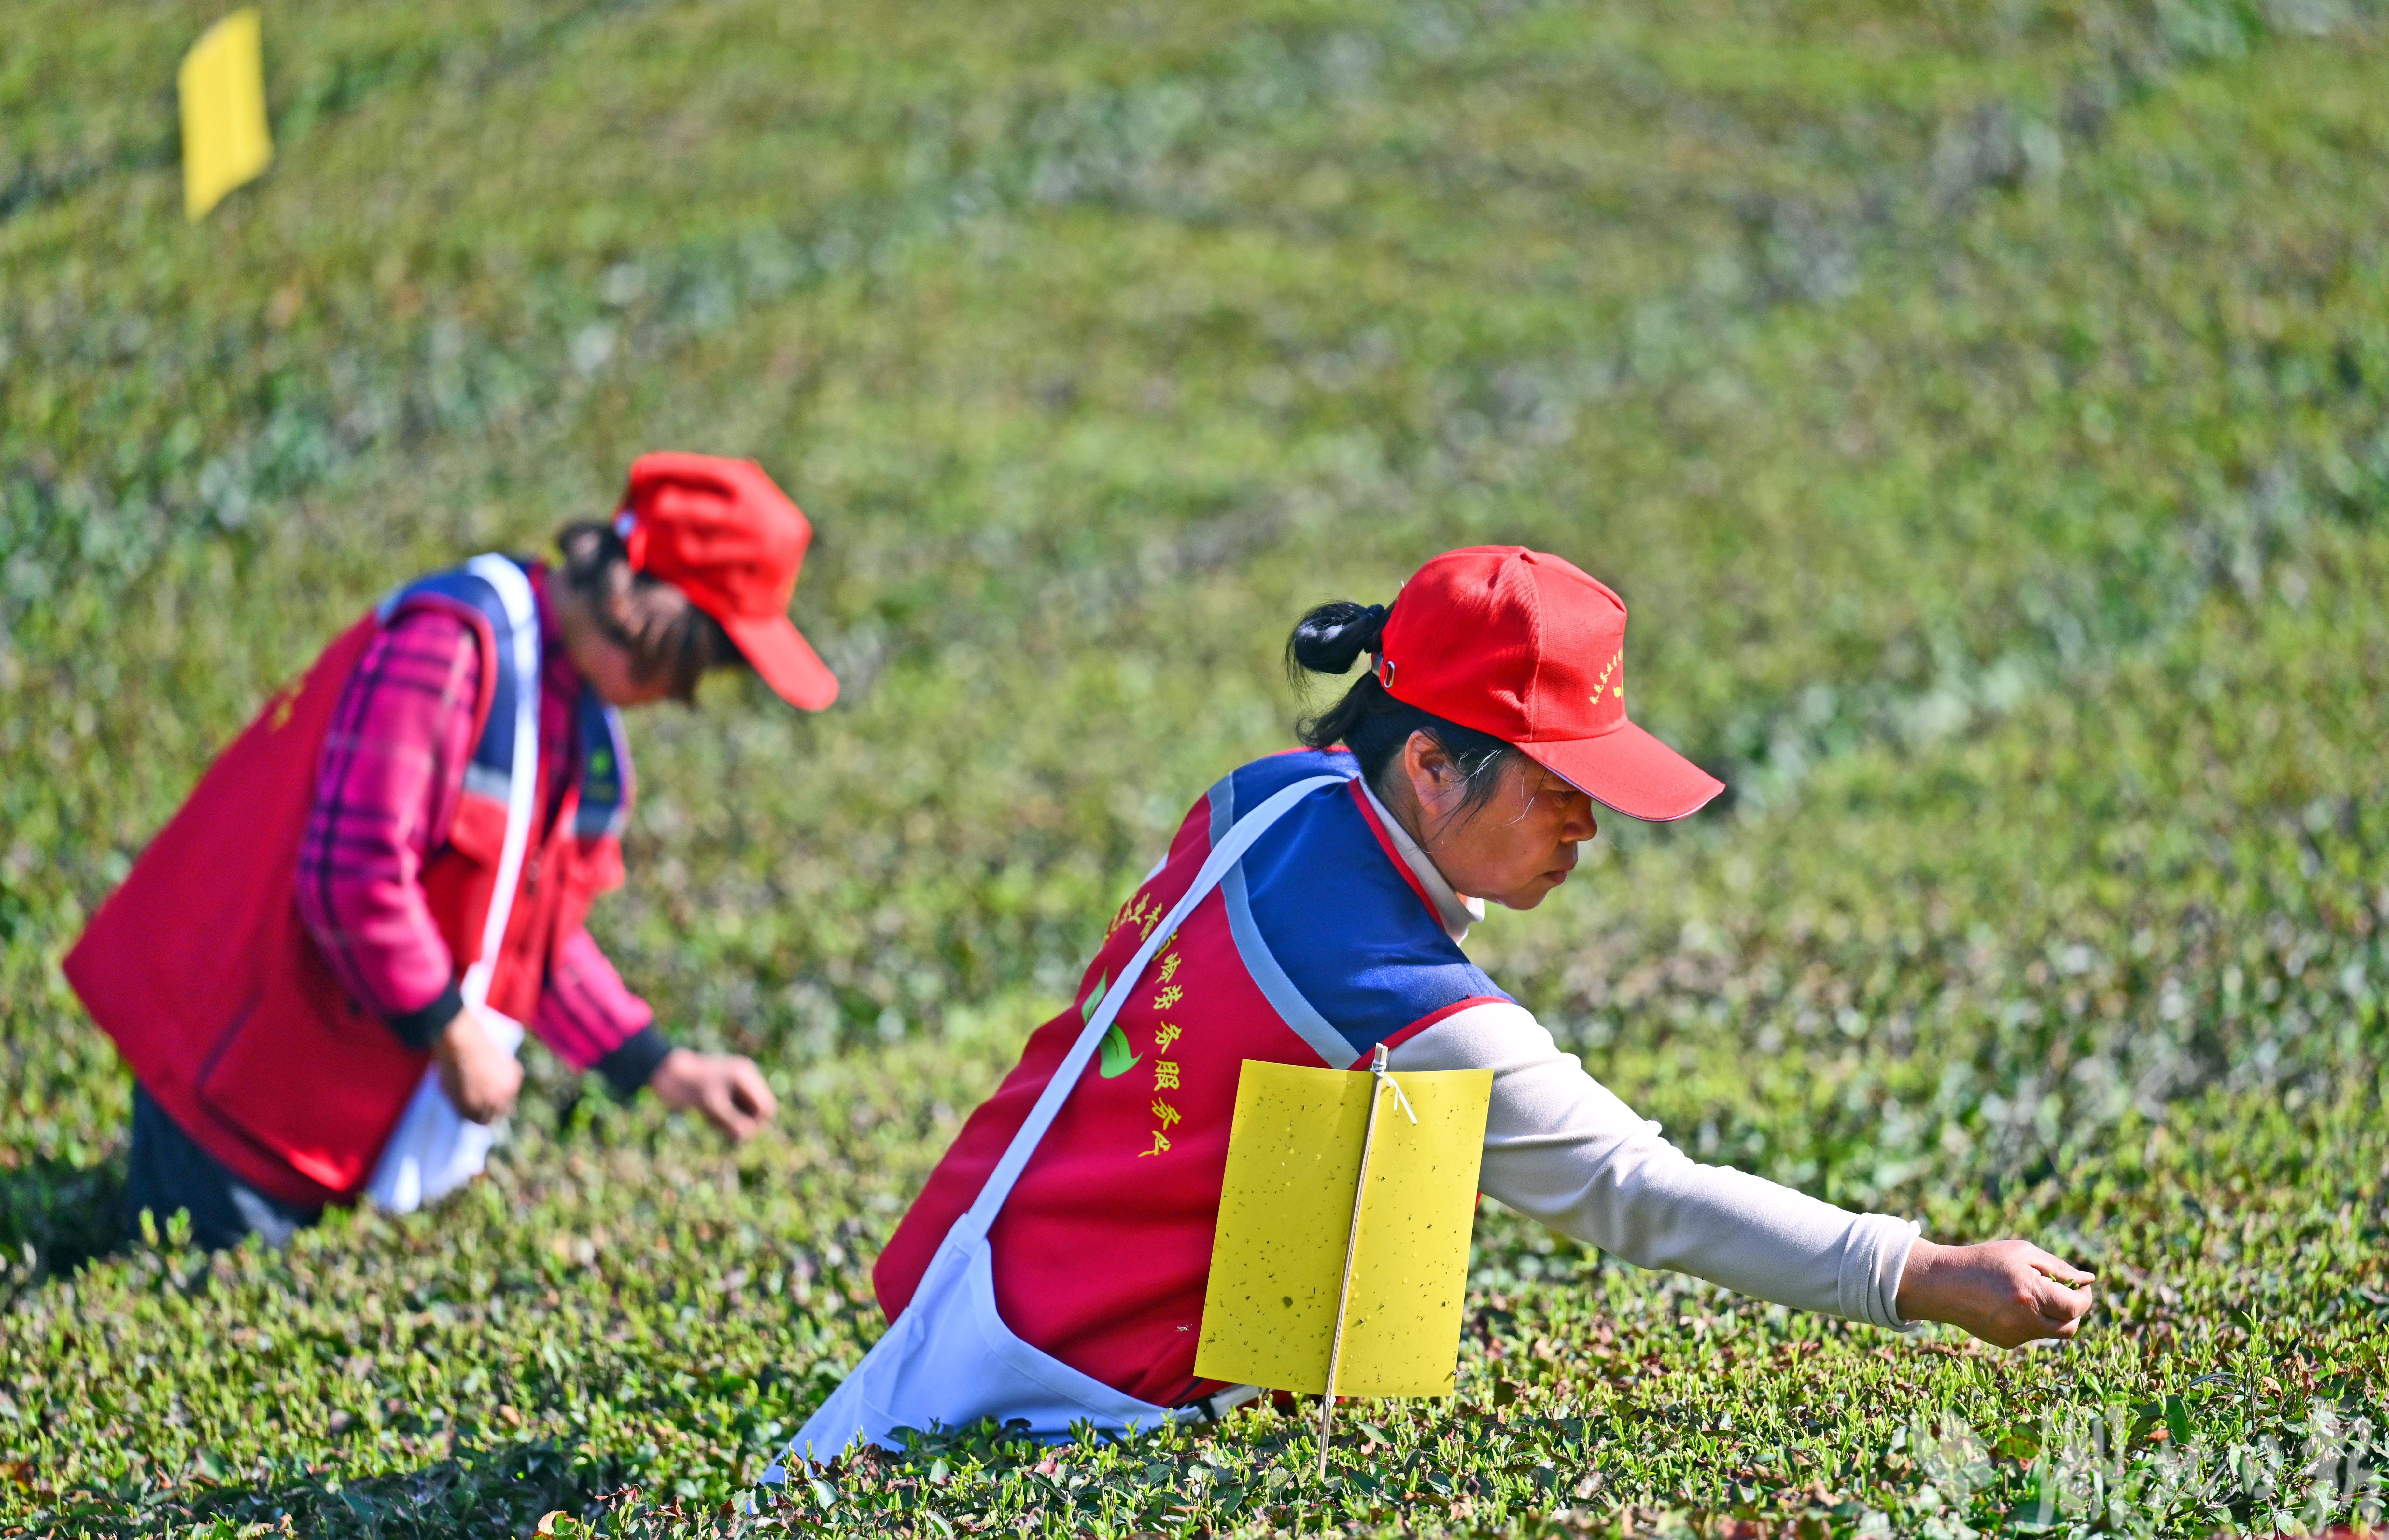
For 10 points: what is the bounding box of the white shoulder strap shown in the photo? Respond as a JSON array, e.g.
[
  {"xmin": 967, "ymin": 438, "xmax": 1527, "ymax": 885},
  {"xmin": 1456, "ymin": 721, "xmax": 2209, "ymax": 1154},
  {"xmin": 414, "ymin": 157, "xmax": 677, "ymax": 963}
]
[
  {"xmin": 961, "ymin": 771, "xmax": 1350, "ymax": 1232},
  {"xmin": 456, "ymin": 553, "xmax": 542, "ymax": 1013}
]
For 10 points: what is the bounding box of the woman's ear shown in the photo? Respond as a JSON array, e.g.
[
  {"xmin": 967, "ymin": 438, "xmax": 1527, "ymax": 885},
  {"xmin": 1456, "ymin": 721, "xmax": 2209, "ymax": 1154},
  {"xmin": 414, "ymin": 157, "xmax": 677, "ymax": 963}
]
[{"xmin": 1404, "ymin": 730, "xmax": 1461, "ymax": 818}]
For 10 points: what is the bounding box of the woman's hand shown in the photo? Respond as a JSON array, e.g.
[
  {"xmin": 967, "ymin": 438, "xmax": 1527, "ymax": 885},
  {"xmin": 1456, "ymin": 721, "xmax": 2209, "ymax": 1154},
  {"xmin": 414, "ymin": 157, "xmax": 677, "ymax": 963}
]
[
  {"xmin": 433, "ymin": 1007, "xmax": 524, "ymax": 1124},
  {"xmin": 1896, "ymin": 1237, "xmax": 2096, "ymax": 1347},
  {"xmin": 648, "ymin": 1049, "xmax": 778, "ymax": 1141}
]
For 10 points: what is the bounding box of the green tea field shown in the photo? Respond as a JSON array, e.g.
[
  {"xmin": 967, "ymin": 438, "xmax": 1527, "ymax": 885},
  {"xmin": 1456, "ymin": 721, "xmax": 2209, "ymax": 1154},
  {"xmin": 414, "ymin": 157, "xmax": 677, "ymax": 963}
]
[{"xmin": 3, "ymin": 0, "xmax": 2386, "ymax": 1534}]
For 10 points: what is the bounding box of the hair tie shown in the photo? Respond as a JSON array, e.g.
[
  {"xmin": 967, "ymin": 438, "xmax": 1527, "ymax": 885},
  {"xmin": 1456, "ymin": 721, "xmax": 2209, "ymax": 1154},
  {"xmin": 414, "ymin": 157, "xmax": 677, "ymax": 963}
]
[
  {"xmin": 612, "ymin": 507, "xmax": 651, "ymax": 572},
  {"xmin": 1302, "ymin": 603, "xmax": 1389, "ymax": 649}
]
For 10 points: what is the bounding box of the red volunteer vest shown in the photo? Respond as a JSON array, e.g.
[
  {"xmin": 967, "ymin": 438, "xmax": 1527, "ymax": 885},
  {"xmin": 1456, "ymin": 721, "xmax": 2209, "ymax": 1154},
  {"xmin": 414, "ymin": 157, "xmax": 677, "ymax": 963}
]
[
  {"xmin": 64, "ymin": 562, "xmax": 629, "ymax": 1208},
  {"xmin": 874, "ymin": 749, "xmax": 1509, "ymax": 1406}
]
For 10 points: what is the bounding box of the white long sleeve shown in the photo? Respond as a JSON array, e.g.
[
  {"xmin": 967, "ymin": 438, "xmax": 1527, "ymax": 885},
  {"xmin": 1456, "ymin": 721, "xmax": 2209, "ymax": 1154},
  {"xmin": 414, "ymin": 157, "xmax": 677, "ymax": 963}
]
[
  {"xmin": 1354, "ymin": 777, "xmax": 1918, "ymax": 1330},
  {"xmin": 1386, "ymin": 1002, "xmax": 1919, "ymax": 1330}
]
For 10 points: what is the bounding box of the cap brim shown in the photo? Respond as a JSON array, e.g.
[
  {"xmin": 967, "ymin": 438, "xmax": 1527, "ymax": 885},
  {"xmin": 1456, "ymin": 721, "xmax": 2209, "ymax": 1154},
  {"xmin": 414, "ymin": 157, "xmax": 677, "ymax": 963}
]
[
  {"xmin": 720, "ymin": 612, "xmax": 840, "ymax": 711},
  {"xmin": 1518, "ymin": 719, "xmax": 1724, "ymax": 822}
]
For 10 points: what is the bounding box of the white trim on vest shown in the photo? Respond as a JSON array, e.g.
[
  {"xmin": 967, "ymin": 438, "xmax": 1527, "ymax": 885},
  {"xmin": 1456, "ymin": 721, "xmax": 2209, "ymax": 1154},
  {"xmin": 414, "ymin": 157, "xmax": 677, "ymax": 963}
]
[{"xmin": 365, "ymin": 554, "xmax": 540, "ymax": 1214}]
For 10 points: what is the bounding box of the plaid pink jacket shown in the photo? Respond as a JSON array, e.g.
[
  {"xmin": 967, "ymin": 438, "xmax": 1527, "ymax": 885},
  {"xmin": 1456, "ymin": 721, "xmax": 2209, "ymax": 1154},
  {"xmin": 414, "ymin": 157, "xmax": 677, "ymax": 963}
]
[{"xmin": 291, "ymin": 570, "xmax": 666, "ymax": 1092}]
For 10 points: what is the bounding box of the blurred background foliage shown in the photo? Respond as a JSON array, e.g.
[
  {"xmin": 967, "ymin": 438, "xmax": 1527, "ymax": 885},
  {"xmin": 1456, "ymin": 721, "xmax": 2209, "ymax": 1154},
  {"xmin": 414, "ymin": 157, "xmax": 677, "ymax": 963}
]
[{"xmin": 2, "ymin": 0, "xmax": 2385, "ymax": 1534}]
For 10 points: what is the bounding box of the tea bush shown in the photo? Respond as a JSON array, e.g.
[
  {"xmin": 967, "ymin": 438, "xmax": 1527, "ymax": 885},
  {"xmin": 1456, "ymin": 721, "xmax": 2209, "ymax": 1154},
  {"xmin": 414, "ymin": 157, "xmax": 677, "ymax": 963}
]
[{"xmin": 2, "ymin": 0, "xmax": 2384, "ymax": 1533}]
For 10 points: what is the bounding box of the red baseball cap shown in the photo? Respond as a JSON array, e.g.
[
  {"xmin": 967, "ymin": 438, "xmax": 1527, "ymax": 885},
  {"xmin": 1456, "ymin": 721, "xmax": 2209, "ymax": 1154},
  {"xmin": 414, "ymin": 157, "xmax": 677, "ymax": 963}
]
[
  {"xmin": 614, "ymin": 453, "xmax": 838, "ymax": 710},
  {"xmin": 1375, "ymin": 546, "xmax": 1723, "ymax": 821}
]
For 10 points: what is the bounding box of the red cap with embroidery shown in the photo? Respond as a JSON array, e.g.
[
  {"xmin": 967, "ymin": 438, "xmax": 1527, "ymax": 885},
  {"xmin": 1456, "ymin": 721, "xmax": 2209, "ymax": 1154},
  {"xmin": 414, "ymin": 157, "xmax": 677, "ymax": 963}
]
[
  {"xmin": 1374, "ymin": 546, "xmax": 1722, "ymax": 821},
  {"xmin": 615, "ymin": 453, "xmax": 838, "ymax": 711}
]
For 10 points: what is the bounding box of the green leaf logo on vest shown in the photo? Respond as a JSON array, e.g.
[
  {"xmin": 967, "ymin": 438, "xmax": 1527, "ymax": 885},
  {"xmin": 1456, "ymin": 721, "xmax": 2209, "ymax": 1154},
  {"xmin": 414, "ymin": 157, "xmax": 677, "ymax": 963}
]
[
  {"xmin": 1098, "ymin": 1026, "xmax": 1141, "ymax": 1078},
  {"xmin": 1083, "ymin": 972, "xmax": 1142, "ymax": 1078}
]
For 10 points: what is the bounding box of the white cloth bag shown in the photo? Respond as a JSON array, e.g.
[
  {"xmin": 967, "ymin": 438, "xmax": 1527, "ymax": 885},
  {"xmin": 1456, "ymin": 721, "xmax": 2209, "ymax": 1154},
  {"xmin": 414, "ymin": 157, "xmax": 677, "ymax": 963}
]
[
  {"xmin": 365, "ymin": 555, "xmax": 542, "ymax": 1214},
  {"xmin": 766, "ymin": 772, "xmax": 1347, "ymax": 1472},
  {"xmin": 364, "ymin": 1009, "xmax": 525, "ymax": 1213}
]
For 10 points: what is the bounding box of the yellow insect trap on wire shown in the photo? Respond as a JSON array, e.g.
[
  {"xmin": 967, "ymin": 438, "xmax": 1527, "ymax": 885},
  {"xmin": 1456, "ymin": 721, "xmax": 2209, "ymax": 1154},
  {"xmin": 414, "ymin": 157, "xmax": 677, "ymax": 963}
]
[
  {"xmin": 179, "ymin": 9, "xmax": 272, "ymax": 221},
  {"xmin": 1194, "ymin": 1050, "xmax": 1492, "ymax": 1470}
]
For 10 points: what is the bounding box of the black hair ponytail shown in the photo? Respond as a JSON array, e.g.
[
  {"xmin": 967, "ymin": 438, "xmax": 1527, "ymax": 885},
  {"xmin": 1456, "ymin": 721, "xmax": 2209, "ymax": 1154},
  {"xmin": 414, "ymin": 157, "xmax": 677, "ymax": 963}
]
[
  {"xmin": 1285, "ymin": 601, "xmax": 1391, "ymax": 675},
  {"xmin": 1285, "ymin": 598, "xmax": 1517, "ymax": 818}
]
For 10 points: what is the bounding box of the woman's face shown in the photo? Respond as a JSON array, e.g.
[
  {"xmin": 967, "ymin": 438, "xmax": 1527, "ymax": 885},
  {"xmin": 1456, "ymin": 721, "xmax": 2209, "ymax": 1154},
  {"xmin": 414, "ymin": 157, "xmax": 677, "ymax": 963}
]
[
  {"xmin": 1397, "ymin": 732, "xmax": 1599, "ymax": 910},
  {"xmin": 551, "ymin": 578, "xmax": 681, "ymax": 708},
  {"xmin": 574, "ymin": 632, "xmax": 679, "ymax": 708}
]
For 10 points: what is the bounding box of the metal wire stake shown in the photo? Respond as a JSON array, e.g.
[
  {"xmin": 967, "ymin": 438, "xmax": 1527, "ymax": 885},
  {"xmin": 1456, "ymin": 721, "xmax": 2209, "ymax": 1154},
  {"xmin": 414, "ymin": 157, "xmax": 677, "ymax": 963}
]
[{"xmin": 1318, "ymin": 1042, "xmax": 1397, "ymax": 1479}]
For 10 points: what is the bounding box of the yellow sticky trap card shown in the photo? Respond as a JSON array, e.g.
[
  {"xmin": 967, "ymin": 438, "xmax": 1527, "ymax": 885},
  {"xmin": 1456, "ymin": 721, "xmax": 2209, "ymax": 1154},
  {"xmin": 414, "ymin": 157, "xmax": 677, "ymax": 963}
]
[
  {"xmin": 179, "ymin": 9, "xmax": 273, "ymax": 221},
  {"xmin": 1195, "ymin": 1052, "xmax": 1491, "ymax": 1428}
]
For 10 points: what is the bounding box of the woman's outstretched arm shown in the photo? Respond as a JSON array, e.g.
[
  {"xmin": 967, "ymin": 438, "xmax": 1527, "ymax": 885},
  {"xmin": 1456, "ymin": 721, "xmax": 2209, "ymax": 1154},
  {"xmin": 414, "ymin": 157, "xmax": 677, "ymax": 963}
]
[{"xmin": 1385, "ymin": 1001, "xmax": 2094, "ymax": 1346}]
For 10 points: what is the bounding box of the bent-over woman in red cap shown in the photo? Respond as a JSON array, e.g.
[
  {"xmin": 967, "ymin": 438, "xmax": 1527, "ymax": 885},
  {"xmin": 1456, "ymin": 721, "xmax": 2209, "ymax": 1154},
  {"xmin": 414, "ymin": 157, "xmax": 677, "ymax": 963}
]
[
  {"xmin": 68, "ymin": 454, "xmax": 839, "ymax": 1249},
  {"xmin": 773, "ymin": 545, "xmax": 2095, "ymax": 1465}
]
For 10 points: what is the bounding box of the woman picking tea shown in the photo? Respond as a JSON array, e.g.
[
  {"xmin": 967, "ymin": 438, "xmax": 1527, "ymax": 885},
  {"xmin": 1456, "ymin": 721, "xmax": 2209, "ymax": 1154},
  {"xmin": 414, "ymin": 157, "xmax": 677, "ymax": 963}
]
[
  {"xmin": 781, "ymin": 545, "xmax": 2094, "ymax": 1460},
  {"xmin": 70, "ymin": 454, "xmax": 835, "ymax": 1248}
]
